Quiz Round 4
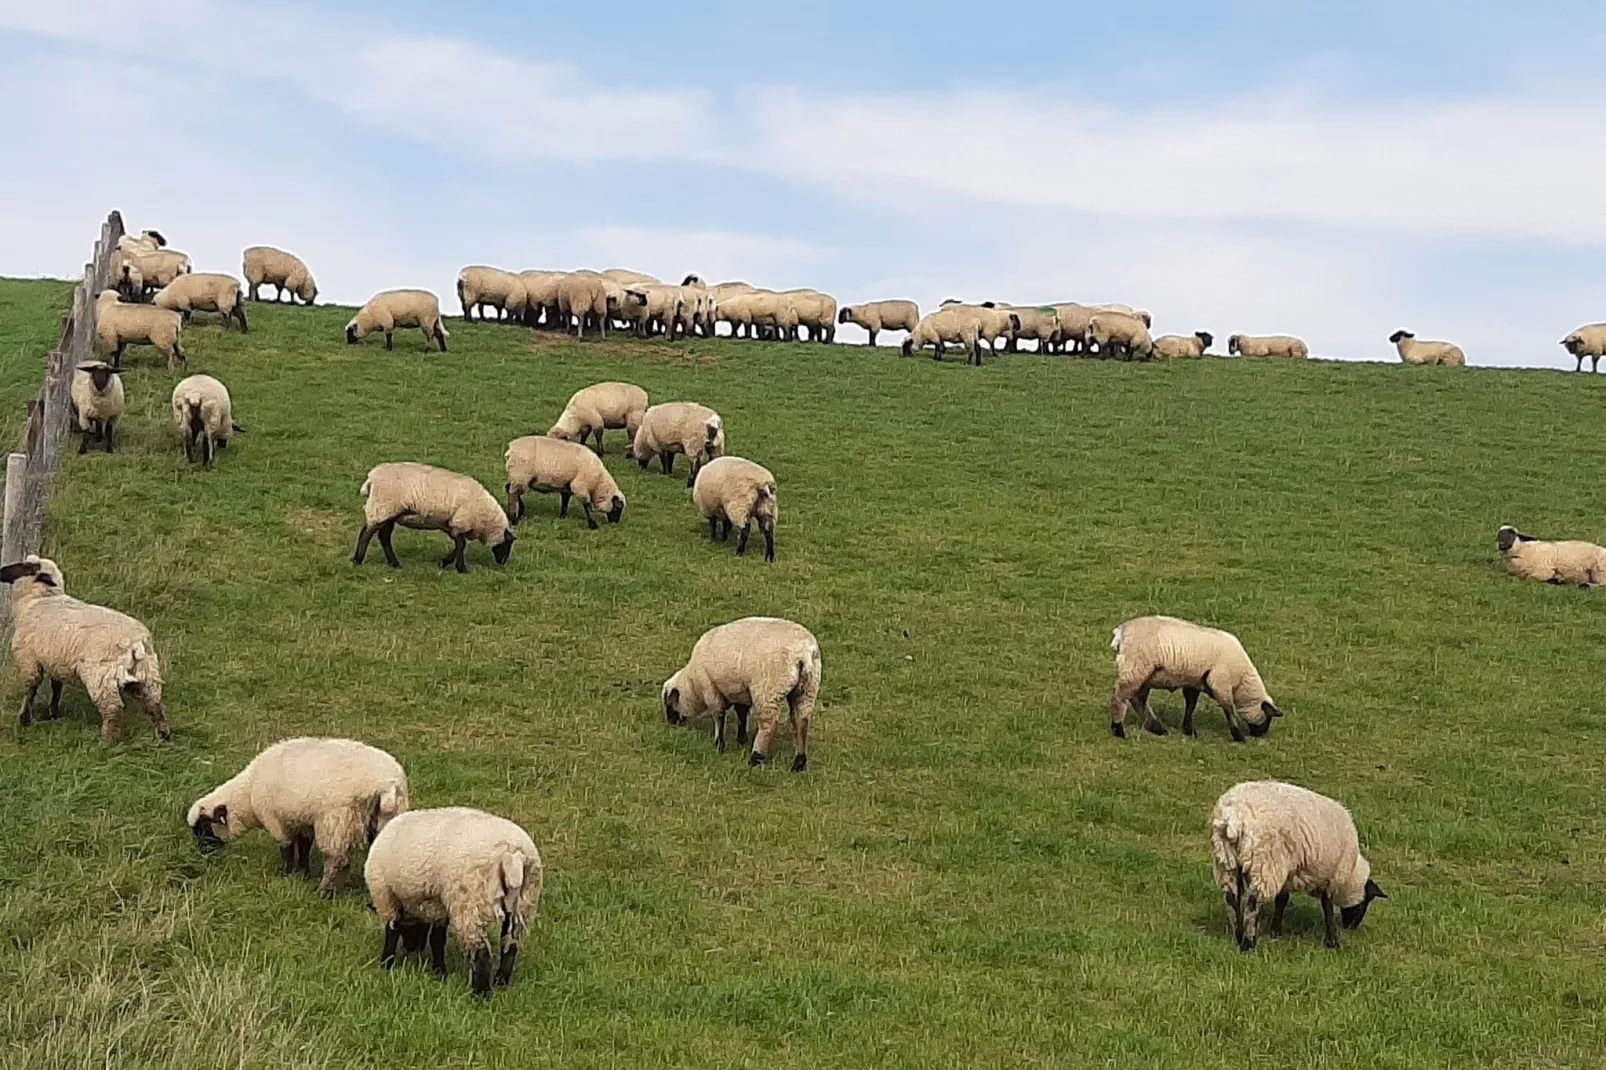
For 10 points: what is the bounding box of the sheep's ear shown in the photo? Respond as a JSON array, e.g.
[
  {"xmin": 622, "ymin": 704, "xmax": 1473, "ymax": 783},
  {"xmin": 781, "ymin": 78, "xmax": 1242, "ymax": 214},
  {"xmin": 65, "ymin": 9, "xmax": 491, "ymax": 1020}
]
[
  {"xmin": 212, "ymin": 804, "xmax": 228, "ymax": 825},
  {"xmin": 0, "ymin": 562, "xmax": 40, "ymax": 584},
  {"xmin": 1365, "ymin": 878, "xmax": 1387, "ymax": 901},
  {"xmin": 1261, "ymin": 700, "xmax": 1283, "ymax": 719}
]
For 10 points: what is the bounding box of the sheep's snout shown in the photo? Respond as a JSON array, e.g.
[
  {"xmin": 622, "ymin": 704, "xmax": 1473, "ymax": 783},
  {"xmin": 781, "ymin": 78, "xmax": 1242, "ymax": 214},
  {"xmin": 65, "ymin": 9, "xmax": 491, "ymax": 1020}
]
[{"xmin": 607, "ymin": 497, "xmax": 625, "ymax": 524}]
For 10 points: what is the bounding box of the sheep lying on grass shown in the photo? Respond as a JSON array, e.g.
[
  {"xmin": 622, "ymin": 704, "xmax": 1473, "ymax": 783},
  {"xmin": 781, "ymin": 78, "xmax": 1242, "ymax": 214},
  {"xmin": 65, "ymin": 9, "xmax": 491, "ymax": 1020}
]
[
  {"xmin": 1109, "ymin": 615, "xmax": 1282, "ymax": 742},
  {"xmin": 1153, "ymin": 331, "xmax": 1213, "ymax": 359},
  {"xmin": 355, "ymin": 462, "xmax": 515, "ymax": 573},
  {"xmin": 1390, "ymin": 330, "xmax": 1464, "ymax": 366},
  {"xmin": 188, "ymin": 737, "xmax": 410, "ymax": 897},
  {"xmin": 1497, "ymin": 525, "xmax": 1606, "ymax": 587}
]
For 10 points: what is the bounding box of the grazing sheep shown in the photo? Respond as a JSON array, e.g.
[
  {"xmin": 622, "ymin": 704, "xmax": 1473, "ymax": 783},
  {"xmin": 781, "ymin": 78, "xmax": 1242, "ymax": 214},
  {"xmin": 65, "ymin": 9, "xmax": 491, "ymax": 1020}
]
[
  {"xmin": 1109, "ymin": 615, "xmax": 1283, "ymax": 742},
  {"xmin": 242, "ymin": 246, "xmax": 317, "ymax": 304},
  {"xmin": 617, "ymin": 284, "xmax": 683, "ymax": 337},
  {"xmin": 547, "ymin": 381, "xmax": 649, "ymax": 456},
  {"xmin": 940, "ymin": 301, "xmax": 1019, "ymax": 354},
  {"xmin": 903, "ymin": 306, "xmax": 983, "ymax": 364},
  {"xmin": 783, "ymin": 289, "xmax": 839, "ymax": 343},
  {"xmin": 1000, "ymin": 304, "xmax": 1060, "ymax": 353},
  {"xmin": 663, "ymin": 617, "xmax": 822, "ymax": 769},
  {"xmin": 1228, "ymin": 334, "xmax": 1309, "ymax": 359},
  {"xmin": 1390, "ymin": 330, "xmax": 1465, "ymax": 367},
  {"xmin": 365, "ymin": 807, "xmax": 543, "ymax": 996},
  {"xmin": 345, "ymin": 290, "xmax": 448, "ymax": 352},
  {"xmin": 517, "ymin": 270, "xmax": 566, "ymax": 327},
  {"xmin": 354, "ymin": 462, "xmax": 515, "ymax": 573},
  {"xmin": 187, "ymin": 737, "xmax": 410, "ymax": 897},
  {"xmin": 70, "ymin": 361, "xmax": 124, "ymax": 454},
  {"xmin": 1560, "ymin": 324, "xmax": 1606, "ymax": 372},
  {"xmin": 555, "ymin": 273, "xmax": 620, "ymax": 338},
  {"xmin": 171, "ymin": 375, "xmax": 241, "ymax": 468},
  {"xmin": 1087, "ymin": 312, "xmax": 1154, "ymax": 360},
  {"xmin": 153, "ymin": 273, "xmax": 249, "ymax": 331},
  {"xmin": 456, "ymin": 266, "xmax": 527, "ymax": 322},
  {"xmin": 632, "ymin": 402, "xmax": 725, "ymax": 485},
  {"xmin": 1042, "ymin": 303, "xmax": 1096, "ymax": 355},
  {"xmin": 692, "ymin": 456, "xmax": 777, "ymax": 562},
  {"xmin": 1153, "ymin": 331, "xmax": 1214, "ymax": 359},
  {"xmin": 0, "ymin": 555, "xmax": 168, "ymax": 742},
  {"xmin": 1210, "ymin": 780, "xmax": 1387, "ymax": 951},
  {"xmin": 1496, "ymin": 525, "xmax": 1606, "ymax": 587},
  {"xmin": 716, "ymin": 290, "xmax": 798, "ymax": 341},
  {"xmin": 504, "ymin": 436, "xmax": 626, "ymax": 529},
  {"xmin": 837, "ymin": 300, "xmax": 919, "ymax": 347},
  {"xmin": 94, "ymin": 290, "xmax": 185, "ymax": 369}
]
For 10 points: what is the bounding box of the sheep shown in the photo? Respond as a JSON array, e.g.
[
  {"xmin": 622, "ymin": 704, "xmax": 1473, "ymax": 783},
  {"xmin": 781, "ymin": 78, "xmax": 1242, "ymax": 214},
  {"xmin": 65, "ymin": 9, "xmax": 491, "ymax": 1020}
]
[
  {"xmin": 113, "ymin": 256, "xmax": 143, "ymax": 301},
  {"xmin": 125, "ymin": 249, "xmax": 192, "ymax": 297},
  {"xmin": 783, "ymin": 289, "xmax": 838, "ymax": 343},
  {"xmin": 517, "ymin": 270, "xmax": 566, "ymax": 327},
  {"xmin": 618, "ymin": 284, "xmax": 683, "ymax": 337},
  {"xmin": 1087, "ymin": 312, "xmax": 1154, "ymax": 360},
  {"xmin": 1153, "ymin": 331, "xmax": 1214, "ymax": 359},
  {"xmin": 902, "ymin": 306, "xmax": 983, "ymax": 364},
  {"xmin": 632, "ymin": 402, "xmax": 725, "ymax": 485},
  {"xmin": 555, "ymin": 272, "xmax": 622, "ymax": 338},
  {"xmin": 1108, "ymin": 615, "xmax": 1283, "ymax": 742},
  {"xmin": 364, "ymin": 807, "xmax": 543, "ymax": 996},
  {"xmin": 242, "ymin": 246, "xmax": 317, "ymax": 304},
  {"xmin": 940, "ymin": 301, "xmax": 1019, "ymax": 354},
  {"xmin": 1089, "ymin": 303, "xmax": 1152, "ymax": 328},
  {"xmin": 94, "ymin": 289, "xmax": 186, "ymax": 369},
  {"xmin": 692, "ymin": 456, "xmax": 777, "ymax": 562},
  {"xmin": 152, "ymin": 272, "xmax": 249, "ymax": 331},
  {"xmin": 187, "ymin": 737, "xmax": 410, "ymax": 898},
  {"xmin": 0, "ymin": 555, "xmax": 169, "ymax": 742},
  {"xmin": 1000, "ymin": 304, "xmax": 1060, "ymax": 353},
  {"xmin": 716, "ymin": 290, "xmax": 797, "ymax": 341},
  {"xmin": 1046, "ymin": 303, "xmax": 1096, "ymax": 355},
  {"xmin": 70, "ymin": 361, "xmax": 124, "ymax": 454},
  {"xmin": 345, "ymin": 290, "xmax": 448, "ymax": 351},
  {"xmin": 837, "ymin": 300, "xmax": 919, "ymax": 347},
  {"xmin": 601, "ymin": 268, "xmax": 660, "ymax": 286},
  {"xmin": 1560, "ymin": 324, "xmax": 1606, "ymax": 372},
  {"xmin": 456, "ymin": 266, "xmax": 527, "ymax": 322},
  {"xmin": 1496, "ymin": 525, "xmax": 1606, "ymax": 587},
  {"xmin": 1210, "ymin": 780, "xmax": 1387, "ymax": 951},
  {"xmin": 662, "ymin": 616, "xmax": 822, "ymax": 770},
  {"xmin": 354, "ymin": 462, "xmax": 515, "ymax": 573},
  {"xmin": 547, "ymin": 381, "xmax": 649, "ymax": 455},
  {"xmin": 1227, "ymin": 334, "xmax": 1309, "ymax": 359},
  {"xmin": 171, "ymin": 375, "xmax": 241, "ymax": 467},
  {"xmin": 504, "ymin": 436, "xmax": 626, "ymax": 529},
  {"xmin": 669, "ymin": 284, "xmax": 716, "ymax": 339},
  {"xmin": 116, "ymin": 229, "xmax": 167, "ymax": 256},
  {"xmin": 1390, "ymin": 329, "xmax": 1465, "ymax": 367}
]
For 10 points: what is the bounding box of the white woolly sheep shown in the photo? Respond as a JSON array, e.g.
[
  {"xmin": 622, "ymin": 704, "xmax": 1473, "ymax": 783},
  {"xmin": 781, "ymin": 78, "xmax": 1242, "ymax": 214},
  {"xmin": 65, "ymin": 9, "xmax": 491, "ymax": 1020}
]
[
  {"xmin": 1390, "ymin": 329, "xmax": 1464, "ymax": 367},
  {"xmin": 633, "ymin": 402, "xmax": 725, "ymax": 485},
  {"xmin": 548, "ymin": 381, "xmax": 649, "ymax": 455},
  {"xmin": 95, "ymin": 289, "xmax": 186, "ymax": 369},
  {"xmin": 1560, "ymin": 324, "xmax": 1606, "ymax": 372},
  {"xmin": 1153, "ymin": 331, "xmax": 1214, "ymax": 359},
  {"xmin": 600, "ymin": 268, "xmax": 660, "ymax": 286},
  {"xmin": 1496, "ymin": 524, "xmax": 1606, "ymax": 587},
  {"xmin": 116, "ymin": 229, "xmax": 167, "ymax": 256},
  {"xmin": 354, "ymin": 462, "xmax": 515, "ymax": 573},
  {"xmin": 187, "ymin": 737, "xmax": 410, "ymax": 897},
  {"xmin": 0, "ymin": 555, "xmax": 168, "ymax": 742},
  {"xmin": 783, "ymin": 289, "xmax": 838, "ymax": 343},
  {"xmin": 517, "ymin": 270, "xmax": 566, "ymax": 327},
  {"xmin": 345, "ymin": 290, "xmax": 448, "ymax": 351},
  {"xmin": 692, "ymin": 456, "xmax": 777, "ymax": 562},
  {"xmin": 837, "ymin": 300, "xmax": 919, "ymax": 347},
  {"xmin": 618, "ymin": 283, "xmax": 683, "ymax": 337},
  {"xmin": 939, "ymin": 301, "xmax": 1019, "ymax": 354},
  {"xmin": 663, "ymin": 616, "xmax": 822, "ymax": 770},
  {"xmin": 70, "ymin": 361, "xmax": 124, "ymax": 454},
  {"xmin": 153, "ymin": 273, "xmax": 249, "ymax": 331},
  {"xmin": 1000, "ymin": 304, "xmax": 1060, "ymax": 353},
  {"xmin": 456, "ymin": 266, "xmax": 527, "ymax": 322},
  {"xmin": 504, "ymin": 435, "xmax": 626, "ymax": 529},
  {"xmin": 171, "ymin": 374, "xmax": 241, "ymax": 468},
  {"xmin": 1228, "ymin": 334, "xmax": 1309, "ymax": 359},
  {"xmin": 1210, "ymin": 780, "xmax": 1387, "ymax": 951},
  {"xmin": 1089, "ymin": 303, "xmax": 1152, "ymax": 328},
  {"xmin": 126, "ymin": 249, "xmax": 192, "ymax": 297},
  {"xmin": 1109, "ymin": 615, "xmax": 1283, "ymax": 741},
  {"xmin": 555, "ymin": 273, "xmax": 625, "ymax": 338},
  {"xmin": 242, "ymin": 246, "xmax": 317, "ymax": 304},
  {"xmin": 903, "ymin": 306, "xmax": 982, "ymax": 364},
  {"xmin": 1087, "ymin": 312, "xmax": 1154, "ymax": 360},
  {"xmin": 365, "ymin": 806, "xmax": 543, "ymax": 996}
]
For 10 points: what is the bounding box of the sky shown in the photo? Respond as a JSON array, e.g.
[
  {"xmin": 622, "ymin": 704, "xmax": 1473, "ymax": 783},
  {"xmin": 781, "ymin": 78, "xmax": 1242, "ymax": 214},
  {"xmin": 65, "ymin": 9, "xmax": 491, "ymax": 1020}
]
[{"xmin": 3, "ymin": 0, "xmax": 1606, "ymax": 366}]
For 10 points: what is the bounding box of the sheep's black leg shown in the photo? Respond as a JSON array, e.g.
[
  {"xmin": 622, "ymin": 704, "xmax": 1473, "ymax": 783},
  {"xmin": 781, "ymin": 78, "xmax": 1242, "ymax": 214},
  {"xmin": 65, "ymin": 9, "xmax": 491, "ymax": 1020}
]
[
  {"xmin": 377, "ymin": 521, "xmax": 401, "ymax": 568},
  {"xmin": 1321, "ymin": 892, "xmax": 1340, "ymax": 949},
  {"xmin": 708, "ymin": 516, "xmax": 719, "ymax": 540},
  {"xmin": 398, "ymin": 919, "xmax": 430, "ymax": 953},
  {"xmin": 104, "ymin": 420, "xmax": 115, "ymax": 454},
  {"xmin": 17, "ymin": 672, "xmax": 41, "ymax": 727},
  {"xmin": 558, "ymin": 491, "xmax": 571, "ymax": 518},
  {"xmin": 1231, "ymin": 867, "xmax": 1247, "ymax": 949},
  {"xmin": 580, "ymin": 500, "xmax": 597, "ymax": 530},
  {"xmin": 737, "ymin": 522, "xmax": 751, "ymax": 556},
  {"xmin": 428, "ymin": 924, "xmax": 448, "ymax": 978},
  {"xmin": 384, "ymin": 331, "xmax": 394, "ymax": 351},
  {"xmin": 686, "ymin": 458, "xmax": 699, "ymax": 488},
  {"xmin": 714, "ymin": 709, "xmax": 727, "ymax": 753},
  {"xmin": 46, "ymin": 679, "xmax": 62, "ymax": 721},
  {"xmin": 1137, "ymin": 685, "xmax": 1166, "ymax": 736},
  {"xmin": 78, "ymin": 427, "xmax": 91, "ymax": 455},
  {"xmin": 735, "ymin": 704, "xmax": 750, "ymax": 746},
  {"xmin": 1181, "ymin": 688, "xmax": 1201, "ymax": 736},
  {"xmin": 1241, "ymin": 888, "xmax": 1261, "ymax": 952},
  {"xmin": 660, "ymin": 453, "xmax": 674, "ymax": 476},
  {"xmin": 295, "ymin": 833, "xmax": 313, "ymax": 874},
  {"xmin": 380, "ymin": 922, "xmax": 403, "ymax": 969},
  {"xmin": 762, "ymin": 521, "xmax": 775, "ymax": 563},
  {"xmin": 1271, "ymin": 891, "xmax": 1289, "ymax": 937},
  {"xmin": 495, "ymin": 941, "xmax": 519, "ymax": 988},
  {"xmin": 280, "ymin": 841, "xmax": 298, "ymax": 876},
  {"xmin": 442, "ymin": 534, "xmax": 468, "ymax": 572},
  {"xmin": 352, "ymin": 524, "xmax": 376, "ymax": 564},
  {"xmin": 470, "ymin": 947, "xmax": 493, "ymax": 996},
  {"xmin": 1225, "ymin": 706, "xmax": 1247, "ymax": 744}
]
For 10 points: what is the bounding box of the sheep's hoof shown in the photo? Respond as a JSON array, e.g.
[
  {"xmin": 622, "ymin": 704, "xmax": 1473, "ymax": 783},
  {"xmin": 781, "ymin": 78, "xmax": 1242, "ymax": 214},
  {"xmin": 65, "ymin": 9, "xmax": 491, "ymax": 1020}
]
[
  {"xmin": 1239, "ymin": 939, "xmax": 1257, "ymax": 953},
  {"xmin": 1324, "ymin": 936, "xmax": 1340, "ymax": 950},
  {"xmin": 1144, "ymin": 721, "xmax": 1167, "ymax": 737},
  {"xmin": 791, "ymin": 754, "xmax": 808, "ymax": 773},
  {"xmin": 749, "ymin": 751, "xmax": 767, "ymax": 768},
  {"xmin": 18, "ymin": 711, "xmax": 31, "ymax": 728},
  {"xmin": 156, "ymin": 727, "xmax": 171, "ymax": 742},
  {"xmin": 1109, "ymin": 723, "xmax": 1126, "ymax": 739}
]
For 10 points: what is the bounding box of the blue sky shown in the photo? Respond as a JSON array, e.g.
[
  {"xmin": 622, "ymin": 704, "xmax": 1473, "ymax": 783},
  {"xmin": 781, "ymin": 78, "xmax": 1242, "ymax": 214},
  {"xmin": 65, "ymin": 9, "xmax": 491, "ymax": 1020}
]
[{"xmin": 4, "ymin": 0, "xmax": 1606, "ymax": 365}]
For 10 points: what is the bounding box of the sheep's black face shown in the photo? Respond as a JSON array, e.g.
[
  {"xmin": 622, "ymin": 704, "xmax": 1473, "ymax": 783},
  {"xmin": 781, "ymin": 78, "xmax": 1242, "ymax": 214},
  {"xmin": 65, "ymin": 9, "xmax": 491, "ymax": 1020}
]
[
  {"xmin": 663, "ymin": 686, "xmax": 684, "ymax": 725},
  {"xmin": 1246, "ymin": 701, "xmax": 1281, "ymax": 737},
  {"xmin": 837, "ymin": 308, "xmax": 850, "ymax": 324},
  {"xmin": 192, "ymin": 806, "xmax": 228, "ymax": 853},
  {"xmin": 1496, "ymin": 527, "xmax": 1520, "ymax": 553},
  {"xmin": 345, "ymin": 325, "xmax": 359, "ymax": 345},
  {"xmin": 492, "ymin": 532, "xmax": 515, "ymax": 564},
  {"xmin": 1389, "ymin": 330, "xmax": 1412, "ymax": 343},
  {"xmin": 607, "ymin": 497, "xmax": 625, "ymax": 524},
  {"xmin": 1340, "ymin": 879, "xmax": 1387, "ymax": 929},
  {"xmin": 901, "ymin": 338, "xmax": 914, "ymax": 357},
  {"xmin": 1197, "ymin": 331, "xmax": 1214, "ymax": 349}
]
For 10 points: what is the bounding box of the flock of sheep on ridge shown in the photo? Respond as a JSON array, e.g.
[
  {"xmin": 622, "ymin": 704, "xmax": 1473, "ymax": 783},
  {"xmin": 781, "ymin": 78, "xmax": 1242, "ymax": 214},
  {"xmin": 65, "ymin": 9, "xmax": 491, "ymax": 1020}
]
[{"xmin": 10, "ymin": 224, "xmax": 1599, "ymax": 995}]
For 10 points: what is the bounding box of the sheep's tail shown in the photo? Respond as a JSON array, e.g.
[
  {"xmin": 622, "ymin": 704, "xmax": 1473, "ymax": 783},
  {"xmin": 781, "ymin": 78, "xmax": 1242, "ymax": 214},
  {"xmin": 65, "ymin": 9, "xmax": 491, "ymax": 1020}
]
[
  {"xmin": 499, "ymin": 850, "xmax": 533, "ymax": 921},
  {"xmin": 796, "ymin": 640, "xmax": 823, "ymax": 697},
  {"xmin": 1209, "ymin": 803, "xmax": 1251, "ymax": 880},
  {"xmin": 118, "ymin": 639, "xmax": 159, "ymax": 688},
  {"xmin": 705, "ymin": 415, "xmax": 722, "ymax": 446},
  {"xmin": 360, "ymin": 475, "xmax": 374, "ymax": 497},
  {"xmin": 367, "ymin": 779, "xmax": 409, "ymax": 842}
]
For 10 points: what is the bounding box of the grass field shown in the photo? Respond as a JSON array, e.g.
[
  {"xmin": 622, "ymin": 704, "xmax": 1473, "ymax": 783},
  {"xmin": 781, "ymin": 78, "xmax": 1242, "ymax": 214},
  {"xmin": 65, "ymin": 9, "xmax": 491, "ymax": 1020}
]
[{"xmin": 0, "ymin": 277, "xmax": 1604, "ymax": 1068}]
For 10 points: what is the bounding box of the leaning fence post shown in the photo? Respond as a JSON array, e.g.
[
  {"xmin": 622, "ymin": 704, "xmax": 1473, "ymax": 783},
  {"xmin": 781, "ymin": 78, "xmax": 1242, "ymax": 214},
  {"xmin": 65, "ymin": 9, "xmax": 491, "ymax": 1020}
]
[{"xmin": 1, "ymin": 451, "xmax": 27, "ymax": 567}]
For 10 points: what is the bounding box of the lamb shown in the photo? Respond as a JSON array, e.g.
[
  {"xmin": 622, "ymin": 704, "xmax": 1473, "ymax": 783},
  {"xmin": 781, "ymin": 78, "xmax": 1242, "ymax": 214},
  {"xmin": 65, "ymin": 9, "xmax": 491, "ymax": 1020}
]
[
  {"xmin": 94, "ymin": 289, "xmax": 186, "ymax": 369},
  {"xmin": 70, "ymin": 361, "xmax": 124, "ymax": 454},
  {"xmin": 662, "ymin": 617, "xmax": 822, "ymax": 770},
  {"xmin": 902, "ymin": 306, "xmax": 983, "ymax": 364},
  {"xmin": 171, "ymin": 374, "xmax": 241, "ymax": 467},
  {"xmin": 547, "ymin": 381, "xmax": 649, "ymax": 455},
  {"xmin": 555, "ymin": 272, "xmax": 619, "ymax": 338},
  {"xmin": 1210, "ymin": 780, "xmax": 1387, "ymax": 951},
  {"xmin": 354, "ymin": 462, "xmax": 515, "ymax": 573},
  {"xmin": 1108, "ymin": 615, "xmax": 1283, "ymax": 742},
  {"xmin": 692, "ymin": 456, "xmax": 777, "ymax": 562},
  {"xmin": 504, "ymin": 436, "xmax": 626, "ymax": 529},
  {"xmin": 632, "ymin": 402, "xmax": 725, "ymax": 485},
  {"xmin": 152, "ymin": 272, "xmax": 249, "ymax": 331},
  {"xmin": 837, "ymin": 300, "xmax": 919, "ymax": 347},
  {"xmin": 0, "ymin": 555, "xmax": 169, "ymax": 742},
  {"xmin": 1496, "ymin": 525, "xmax": 1606, "ymax": 587},
  {"xmin": 1390, "ymin": 330, "xmax": 1465, "ymax": 367},
  {"xmin": 364, "ymin": 807, "xmax": 543, "ymax": 996},
  {"xmin": 1560, "ymin": 324, "xmax": 1606, "ymax": 372},
  {"xmin": 456, "ymin": 266, "xmax": 527, "ymax": 322},
  {"xmin": 242, "ymin": 246, "xmax": 318, "ymax": 304},
  {"xmin": 1087, "ymin": 312, "xmax": 1154, "ymax": 360},
  {"xmin": 187, "ymin": 737, "xmax": 410, "ymax": 897},
  {"xmin": 1153, "ymin": 331, "xmax": 1214, "ymax": 359},
  {"xmin": 1228, "ymin": 334, "xmax": 1309, "ymax": 359},
  {"xmin": 345, "ymin": 290, "xmax": 448, "ymax": 351}
]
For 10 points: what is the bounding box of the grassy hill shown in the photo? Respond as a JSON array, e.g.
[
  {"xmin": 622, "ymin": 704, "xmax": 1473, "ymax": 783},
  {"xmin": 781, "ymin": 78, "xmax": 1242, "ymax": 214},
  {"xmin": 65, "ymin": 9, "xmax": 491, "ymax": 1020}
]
[{"xmin": 0, "ymin": 278, "xmax": 1603, "ymax": 1068}]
